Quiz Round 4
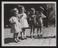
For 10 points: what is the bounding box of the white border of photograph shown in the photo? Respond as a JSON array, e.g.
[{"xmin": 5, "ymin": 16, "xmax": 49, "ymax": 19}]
[{"xmin": 2, "ymin": 1, "xmax": 57, "ymax": 46}]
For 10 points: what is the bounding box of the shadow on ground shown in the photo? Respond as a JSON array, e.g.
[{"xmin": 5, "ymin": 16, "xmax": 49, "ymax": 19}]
[
  {"xmin": 4, "ymin": 38, "xmax": 15, "ymax": 44},
  {"xmin": 4, "ymin": 36, "xmax": 56, "ymax": 44},
  {"xmin": 26, "ymin": 35, "xmax": 56, "ymax": 39},
  {"xmin": 34, "ymin": 36, "xmax": 56, "ymax": 39}
]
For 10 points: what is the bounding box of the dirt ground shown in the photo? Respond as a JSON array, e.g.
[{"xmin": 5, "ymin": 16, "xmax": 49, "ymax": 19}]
[{"xmin": 3, "ymin": 26, "xmax": 56, "ymax": 46}]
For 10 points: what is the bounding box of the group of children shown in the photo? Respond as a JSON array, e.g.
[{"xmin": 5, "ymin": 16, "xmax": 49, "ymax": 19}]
[
  {"xmin": 9, "ymin": 5, "xmax": 46, "ymax": 43},
  {"xmin": 9, "ymin": 6, "xmax": 29, "ymax": 42}
]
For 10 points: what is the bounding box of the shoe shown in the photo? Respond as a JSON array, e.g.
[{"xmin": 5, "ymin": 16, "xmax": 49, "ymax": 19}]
[
  {"xmin": 15, "ymin": 38, "xmax": 20, "ymax": 43},
  {"xmin": 14, "ymin": 39, "xmax": 18, "ymax": 43},
  {"xmin": 19, "ymin": 37, "xmax": 21, "ymax": 39},
  {"xmin": 24, "ymin": 37, "xmax": 27, "ymax": 39},
  {"xmin": 21, "ymin": 38, "xmax": 24, "ymax": 40}
]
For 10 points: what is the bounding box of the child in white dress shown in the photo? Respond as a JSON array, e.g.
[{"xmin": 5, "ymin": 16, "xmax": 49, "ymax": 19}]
[
  {"xmin": 18, "ymin": 5, "xmax": 29, "ymax": 39},
  {"xmin": 9, "ymin": 8, "xmax": 22, "ymax": 42}
]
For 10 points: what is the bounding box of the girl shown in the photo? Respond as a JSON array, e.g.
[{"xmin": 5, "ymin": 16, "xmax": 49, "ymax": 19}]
[
  {"xmin": 9, "ymin": 8, "xmax": 22, "ymax": 42},
  {"xmin": 18, "ymin": 5, "xmax": 29, "ymax": 39}
]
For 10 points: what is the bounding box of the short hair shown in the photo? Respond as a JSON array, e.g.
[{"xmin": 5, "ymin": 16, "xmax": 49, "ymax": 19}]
[{"xmin": 11, "ymin": 8, "xmax": 18, "ymax": 13}]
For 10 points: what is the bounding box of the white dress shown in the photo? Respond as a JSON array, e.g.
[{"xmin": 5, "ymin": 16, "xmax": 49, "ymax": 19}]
[
  {"xmin": 9, "ymin": 16, "xmax": 22, "ymax": 33},
  {"xmin": 20, "ymin": 13, "xmax": 29, "ymax": 28}
]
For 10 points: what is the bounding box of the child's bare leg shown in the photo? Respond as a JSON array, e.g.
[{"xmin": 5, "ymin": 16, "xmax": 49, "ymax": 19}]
[
  {"xmin": 17, "ymin": 32, "xmax": 21, "ymax": 40},
  {"xmin": 14, "ymin": 33, "xmax": 20, "ymax": 42},
  {"xmin": 30, "ymin": 27, "xmax": 32, "ymax": 38},
  {"xmin": 20, "ymin": 32, "xmax": 22, "ymax": 39},
  {"xmin": 37, "ymin": 28, "xmax": 39, "ymax": 36},
  {"xmin": 23, "ymin": 29, "xmax": 27, "ymax": 39},
  {"xmin": 33, "ymin": 27, "xmax": 35, "ymax": 37},
  {"xmin": 31, "ymin": 27, "xmax": 33, "ymax": 38}
]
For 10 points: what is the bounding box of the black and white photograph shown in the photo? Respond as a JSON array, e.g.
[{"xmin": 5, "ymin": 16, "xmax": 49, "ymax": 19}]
[{"xmin": 2, "ymin": 2, "xmax": 56, "ymax": 46}]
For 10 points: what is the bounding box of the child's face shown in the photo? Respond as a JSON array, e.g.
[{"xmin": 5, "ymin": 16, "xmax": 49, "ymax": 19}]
[
  {"xmin": 21, "ymin": 7, "xmax": 25, "ymax": 13},
  {"xmin": 13, "ymin": 8, "xmax": 19, "ymax": 15},
  {"xmin": 15, "ymin": 10, "xmax": 19, "ymax": 15}
]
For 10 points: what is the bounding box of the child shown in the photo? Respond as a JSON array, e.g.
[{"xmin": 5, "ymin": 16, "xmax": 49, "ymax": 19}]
[
  {"xmin": 18, "ymin": 5, "xmax": 29, "ymax": 39},
  {"xmin": 9, "ymin": 8, "xmax": 22, "ymax": 43}
]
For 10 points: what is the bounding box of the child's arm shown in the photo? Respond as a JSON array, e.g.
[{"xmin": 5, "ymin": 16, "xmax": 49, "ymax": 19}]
[
  {"xmin": 9, "ymin": 17, "xmax": 16, "ymax": 24},
  {"xmin": 41, "ymin": 13, "xmax": 46, "ymax": 18}
]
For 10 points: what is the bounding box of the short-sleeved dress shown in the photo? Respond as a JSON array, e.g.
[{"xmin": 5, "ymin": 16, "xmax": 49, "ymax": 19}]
[
  {"xmin": 20, "ymin": 13, "xmax": 29, "ymax": 28},
  {"xmin": 9, "ymin": 16, "xmax": 22, "ymax": 33}
]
